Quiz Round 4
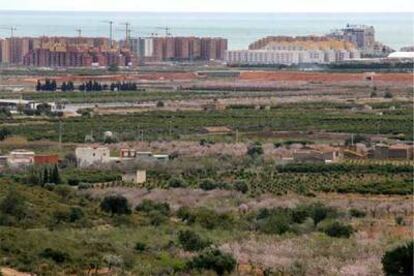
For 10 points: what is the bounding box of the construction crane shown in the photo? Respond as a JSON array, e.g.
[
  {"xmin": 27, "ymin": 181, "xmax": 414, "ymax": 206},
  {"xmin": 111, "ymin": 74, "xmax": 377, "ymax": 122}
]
[
  {"xmin": 120, "ymin": 22, "xmax": 131, "ymax": 46},
  {"xmin": 75, "ymin": 28, "xmax": 82, "ymax": 37},
  {"xmin": 102, "ymin": 20, "xmax": 114, "ymax": 48},
  {"xmin": 0, "ymin": 26, "xmax": 17, "ymax": 38},
  {"xmin": 156, "ymin": 26, "xmax": 171, "ymax": 36}
]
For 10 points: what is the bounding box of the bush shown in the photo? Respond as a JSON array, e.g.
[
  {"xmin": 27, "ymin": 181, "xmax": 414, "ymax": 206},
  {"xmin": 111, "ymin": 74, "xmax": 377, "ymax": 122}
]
[
  {"xmin": 291, "ymin": 205, "xmax": 310, "ymax": 224},
  {"xmin": 256, "ymin": 209, "xmax": 292, "ymax": 235},
  {"xmin": 349, "ymin": 208, "xmax": 366, "ymax": 218},
  {"xmin": 78, "ymin": 183, "xmax": 91, "ymax": 190},
  {"xmin": 395, "ymin": 216, "xmax": 405, "ymax": 226},
  {"xmin": 135, "ymin": 242, "xmax": 147, "ymax": 252},
  {"xmin": 0, "ymin": 127, "xmax": 11, "ymax": 141},
  {"xmin": 168, "ymin": 177, "xmax": 187, "ymax": 188},
  {"xmin": 177, "ymin": 206, "xmax": 194, "ymax": 223},
  {"xmin": 156, "ymin": 101, "xmax": 165, "ymax": 108},
  {"xmin": 309, "ymin": 203, "xmax": 337, "ymax": 226},
  {"xmin": 199, "ymin": 179, "xmax": 218, "ymax": 191},
  {"xmin": 320, "ymin": 221, "xmax": 353, "ymax": 238},
  {"xmin": 67, "ymin": 178, "xmax": 80, "ymax": 186},
  {"xmin": 178, "ymin": 207, "xmax": 233, "ymax": 229},
  {"xmin": 100, "ymin": 195, "xmax": 131, "ymax": 215},
  {"xmin": 382, "ymin": 241, "xmax": 413, "ymax": 276},
  {"xmin": 178, "ymin": 230, "xmax": 211, "ymax": 252},
  {"xmin": 0, "ymin": 190, "xmax": 27, "ymax": 224},
  {"xmin": 384, "ymin": 91, "xmax": 393, "ymax": 99},
  {"xmin": 69, "ymin": 207, "xmax": 84, "ymax": 222},
  {"xmin": 148, "ymin": 210, "xmax": 168, "ymax": 226},
  {"xmin": 246, "ymin": 142, "xmax": 263, "ymax": 157},
  {"xmin": 234, "ymin": 180, "xmax": 248, "ymax": 194},
  {"xmin": 40, "ymin": 248, "xmax": 70, "ymax": 264},
  {"xmin": 187, "ymin": 248, "xmax": 236, "ymax": 275},
  {"xmin": 135, "ymin": 200, "xmax": 170, "ymax": 216}
]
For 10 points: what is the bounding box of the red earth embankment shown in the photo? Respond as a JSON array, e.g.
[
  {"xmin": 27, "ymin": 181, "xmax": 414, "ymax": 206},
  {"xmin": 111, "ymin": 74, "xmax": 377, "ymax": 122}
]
[{"xmin": 240, "ymin": 71, "xmax": 413, "ymax": 83}]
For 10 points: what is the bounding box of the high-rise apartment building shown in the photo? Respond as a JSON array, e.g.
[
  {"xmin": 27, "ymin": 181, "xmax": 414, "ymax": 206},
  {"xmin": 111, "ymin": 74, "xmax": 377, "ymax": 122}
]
[{"xmin": 126, "ymin": 36, "xmax": 228, "ymax": 62}]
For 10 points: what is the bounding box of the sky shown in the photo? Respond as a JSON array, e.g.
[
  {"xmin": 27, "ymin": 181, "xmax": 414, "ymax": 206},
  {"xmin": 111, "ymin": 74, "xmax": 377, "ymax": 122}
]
[{"xmin": 0, "ymin": 0, "xmax": 413, "ymax": 13}]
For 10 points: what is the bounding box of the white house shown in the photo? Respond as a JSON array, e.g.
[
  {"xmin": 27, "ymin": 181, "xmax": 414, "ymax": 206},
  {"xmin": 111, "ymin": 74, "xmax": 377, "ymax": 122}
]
[{"xmin": 75, "ymin": 146, "xmax": 111, "ymax": 168}]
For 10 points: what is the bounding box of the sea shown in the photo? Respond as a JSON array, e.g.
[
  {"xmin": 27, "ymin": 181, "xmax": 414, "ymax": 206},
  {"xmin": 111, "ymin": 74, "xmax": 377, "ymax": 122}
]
[{"xmin": 0, "ymin": 11, "xmax": 412, "ymax": 50}]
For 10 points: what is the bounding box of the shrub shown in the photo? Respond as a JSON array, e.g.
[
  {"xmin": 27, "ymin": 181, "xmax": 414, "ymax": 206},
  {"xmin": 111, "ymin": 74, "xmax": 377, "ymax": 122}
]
[
  {"xmin": 234, "ymin": 180, "xmax": 249, "ymax": 194},
  {"xmin": 178, "ymin": 207, "xmax": 233, "ymax": 229},
  {"xmin": 177, "ymin": 206, "xmax": 194, "ymax": 223},
  {"xmin": 178, "ymin": 230, "xmax": 211, "ymax": 252},
  {"xmin": 40, "ymin": 248, "xmax": 70, "ymax": 264},
  {"xmin": 256, "ymin": 210, "xmax": 292, "ymax": 235},
  {"xmin": 382, "ymin": 241, "xmax": 413, "ymax": 276},
  {"xmin": 247, "ymin": 142, "xmax": 263, "ymax": 157},
  {"xmin": 384, "ymin": 91, "xmax": 393, "ymax": 99},
  {"xmin": 349, "ymin": 208, "xmax": 367, "ymax": 218},
  {"xmin": 135, "ymin": 200, "xmax": 170, "ymax": 216},
  {"xmin": 291, "ymin": 205, "xmax": 310, "ymax": 224},
  {"xmin": 100, "ymin": 195, "xmax": 131, "ymax": 215},
  {"xmin": 67, "ymin": 178, "xmax": 80, "ymax": 186},
  {"xmin": 135, "ymin": 242, "xmax": 147, "ymax": 252},
  {"xmin": 309, "ymin": 203, "xmax": 337, "ymax": 226},
  {"xmin": 187, "ymin": 248, "xmax": 236, "ymax": 275},
  {"xmin": 395, "ymin": 216, "xmax": 405, "ymax": 226},
  {"xmin": 193, "ymin": 208, "xmax": 234, "ymax": 230},
  {"xmin": 168, "ymin": 177, "xmax": 187, "ymax": 188},
  {"xmin": 320, "ymin": 221, "xmax": 353, "ymax": 238},
  {"xmin": 69, "ymin": 207, "xmax": 84, "ymax": 222},
  {"xmin": 156, "ymin": 101, "xmax": 165, "ymax": 107},
  {"xmin": 78, "ymin": 183, "xmax": 91, "ymax": 190},
  {"xmin": 0, "ymin": 127, "xmax": 11, "ymax": 141},
  {"xmin": 199, "ymin": 179, "xmax": 218, "ymax": 191},
  {"xmin": 0, "ymin": 190, "xmax": 27, "ymax": 223},
  {"xmin": 148, "ymin": 210, "xmax": 168, "ymax": 226}
]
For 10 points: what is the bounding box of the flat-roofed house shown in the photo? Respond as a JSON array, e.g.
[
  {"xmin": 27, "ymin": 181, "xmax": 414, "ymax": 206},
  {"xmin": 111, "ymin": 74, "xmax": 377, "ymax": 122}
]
[
  {"xmin": 7, "ymin": 149, "xmax": 35, "ymax": 168},
  {"xmin": 75, "ymin": 146, "xmax": 110, "ymax": 168}
]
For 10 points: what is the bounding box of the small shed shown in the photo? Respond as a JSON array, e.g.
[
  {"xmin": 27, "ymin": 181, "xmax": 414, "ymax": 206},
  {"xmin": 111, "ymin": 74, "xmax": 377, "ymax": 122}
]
[{"xmin": 122, "ymin": 170, "xmax": 146, "ymax": 184}]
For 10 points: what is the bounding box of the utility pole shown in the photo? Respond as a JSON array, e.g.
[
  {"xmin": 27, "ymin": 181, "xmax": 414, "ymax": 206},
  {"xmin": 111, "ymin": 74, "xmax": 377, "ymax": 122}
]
[
  {"xmin": 120, "ymin": 22, "xmax": 131, "ymax": 48},
  {"xmin": 157, "ymin": 26, "xmax": 171, "ymax": 36},
  {"xmin": 76, "ymin": 28, "xmax": 82, "ymax": 44},
  {"xmin": 103, "ymin": 21, "xmax": 114, "ymax": 48},
  {"xmin": 76, "ymin": 28, "xmax": 82, "ymax": 37},
  {"xmin": 58, "ymin": 120, "xmax": 63, "ymax": 150},
  {"xmin": 0, "ymin": 26, "xmax": 17, "ymax": 38}
]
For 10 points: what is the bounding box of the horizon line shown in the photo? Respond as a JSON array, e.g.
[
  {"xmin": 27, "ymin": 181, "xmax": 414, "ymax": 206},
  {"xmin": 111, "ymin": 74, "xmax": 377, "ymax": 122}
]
[{"xmin": 0, "ymin": 9, "xmax": 412, "ymax": 14}]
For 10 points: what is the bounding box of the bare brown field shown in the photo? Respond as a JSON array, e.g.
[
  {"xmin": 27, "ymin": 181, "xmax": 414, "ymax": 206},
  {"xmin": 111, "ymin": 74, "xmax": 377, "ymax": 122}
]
[{"xmin": 240, "ymin": 71, "xmax": 413, "ymax": 83}]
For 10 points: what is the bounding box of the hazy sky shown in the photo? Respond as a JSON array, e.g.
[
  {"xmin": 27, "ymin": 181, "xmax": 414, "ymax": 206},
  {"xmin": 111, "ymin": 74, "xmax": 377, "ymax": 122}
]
[{"xmin": 0, "ymin": 0, "xmax": 413, "ymax": 12}]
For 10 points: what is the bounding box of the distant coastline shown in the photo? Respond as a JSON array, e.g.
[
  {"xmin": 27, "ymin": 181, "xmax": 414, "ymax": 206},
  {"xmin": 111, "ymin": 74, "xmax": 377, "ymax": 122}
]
[{"xmin": 0, "ymin": 11, "xmax": 412, "ymax": 49}]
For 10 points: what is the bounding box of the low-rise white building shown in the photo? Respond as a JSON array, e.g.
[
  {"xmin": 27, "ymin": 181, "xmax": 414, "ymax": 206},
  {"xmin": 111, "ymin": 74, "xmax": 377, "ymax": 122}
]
[
  {"xmin": 75, "ymin": 146, "xmax": 111, "ymax": 168},
  {"xmin": 225, "ymin": 48, "xmax": 360, "ymax": 65},
  {"xmin": 122, "ymin": 170, "xmax": 146, "ymax": 184},
  {"xmin": 6, "ymin": 149, "xmax": 35, "ymax": 169}
]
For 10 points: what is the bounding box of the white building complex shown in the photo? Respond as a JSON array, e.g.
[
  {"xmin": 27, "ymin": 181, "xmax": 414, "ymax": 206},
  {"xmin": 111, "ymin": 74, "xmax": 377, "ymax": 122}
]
[{"xmin": 226, "ymin": 36, "xmax": 361, "ymax": 66}]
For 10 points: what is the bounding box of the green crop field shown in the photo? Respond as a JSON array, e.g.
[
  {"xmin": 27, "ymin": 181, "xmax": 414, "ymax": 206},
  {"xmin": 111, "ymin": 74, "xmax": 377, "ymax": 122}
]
[{"xmin": 2, "ymin": 101, "xmax": 413, "ymax": 143}]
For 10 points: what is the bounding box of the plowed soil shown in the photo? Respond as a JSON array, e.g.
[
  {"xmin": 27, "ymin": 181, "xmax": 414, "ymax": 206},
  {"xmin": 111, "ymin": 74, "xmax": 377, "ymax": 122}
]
[{"xmin": 240, "ymin": 71, "xmax": 413, "ymax": 83}]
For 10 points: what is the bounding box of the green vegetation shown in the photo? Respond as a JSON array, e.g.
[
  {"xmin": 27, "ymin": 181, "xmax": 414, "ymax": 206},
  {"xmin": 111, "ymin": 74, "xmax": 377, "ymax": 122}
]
[
  {"xmin": 187, "ymin": 248, "xmax": 236, "ymax": 275},
  {"xmin": 100, "ymin": 195, "xmax": 132, "ymax": 215},
  {"xmin": 319, "ymin": 221, "xmax": 354, "ymax": 238},
  {"xmin": 0, "ymin": 180, "xmax": 410, "ymax": 274},
  {"xmin": 178, "ymin": 230, "xmax": 211, "ymax": 252},
  {"xmin": 382, "ymin": 241, "xmax": 413, "ymax": 276},
  {"xmin": 1, "ymin": 101, "xmax": 412, "ymax": 142},
  {"xmin": 136, "ymin": 161, "xmax": 413, "ymax": 196}
]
